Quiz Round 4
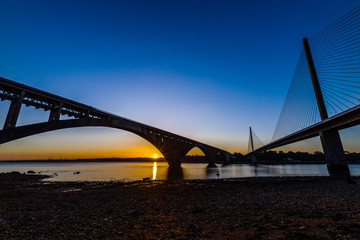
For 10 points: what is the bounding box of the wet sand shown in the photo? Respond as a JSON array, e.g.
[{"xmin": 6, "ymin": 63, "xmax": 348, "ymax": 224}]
[{"xmin": 0, "ymin": 173, "xmax": 360, "ymax": 239}]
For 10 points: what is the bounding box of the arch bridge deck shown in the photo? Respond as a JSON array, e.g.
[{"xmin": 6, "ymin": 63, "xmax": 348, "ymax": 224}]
[{"xmin": 0, "ymin": 76, "xmax": 231, "ymax": 166}]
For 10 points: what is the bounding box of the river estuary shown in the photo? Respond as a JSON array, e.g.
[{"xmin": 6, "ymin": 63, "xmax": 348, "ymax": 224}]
[{"xmin": 1, "ymin": 162, "xmax": 360, "ymax": 182}]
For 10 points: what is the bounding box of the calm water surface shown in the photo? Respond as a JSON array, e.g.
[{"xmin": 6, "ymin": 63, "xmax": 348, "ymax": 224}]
[{"xmin": 1, "ymin": 162, "xmax": 360, "ymax": 182}]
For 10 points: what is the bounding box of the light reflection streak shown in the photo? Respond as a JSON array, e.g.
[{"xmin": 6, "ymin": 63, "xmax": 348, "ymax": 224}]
[{"xmin": 152, "ymin": 162, "xmax": 157, "ymax": 180}]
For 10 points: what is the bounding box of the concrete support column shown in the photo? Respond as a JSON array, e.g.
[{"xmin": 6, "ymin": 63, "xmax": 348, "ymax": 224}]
[
  {"xmin": 162, "ymin": 147, "xmax": 185, "ymax": 168},
  {"xmin": 48, "ymin": 103, "xmax": 63, "ymax": 121},
  {"xmin": 251, "ymin": 155, "xmax": 257, "ymax": 164},
  {"xmin": 166, "ymin": 155, "xmax": 183, "ymax": 168},
  {"xmin": 3, "ymin": 91, "xmax": 25, "ymax": 129},
  {"xmin": 167, "ymin": 165, "xmax": 183, "ymax": 179},
  {"xmin": 320, "ymin": 130, "xmax": 350, "ymax": 178},
  {"xmin": 205, "ymin": 150, "xmax": 217, "ymax": 165},
  {"xmin": 224, "ymin": 153, "xmax": 231, "ymax": 163}
]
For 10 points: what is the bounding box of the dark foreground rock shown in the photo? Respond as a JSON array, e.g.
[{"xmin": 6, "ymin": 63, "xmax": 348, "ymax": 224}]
[
  {"xmin": 0, "ymin": 175, "xmax": 360, "ymax": 239},
  {"xmin": 0, "ymin": 171, "xmax": 50, "ymax": 182}
]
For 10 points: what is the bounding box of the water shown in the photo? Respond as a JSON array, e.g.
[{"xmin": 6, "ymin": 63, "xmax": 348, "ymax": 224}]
[{"xmin": 1, "ymin": 162, "xmax": 360, "ymax": 182}]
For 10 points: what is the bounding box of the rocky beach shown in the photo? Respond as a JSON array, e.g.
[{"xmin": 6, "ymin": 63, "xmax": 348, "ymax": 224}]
[{"xmin": 0, "ymin": 173, "xmax": 360, "ymax": 239}]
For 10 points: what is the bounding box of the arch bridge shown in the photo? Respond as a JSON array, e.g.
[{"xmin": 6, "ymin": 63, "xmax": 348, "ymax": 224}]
[{"xmin": 0, "ymin": 77, "xmax": 232, "ymax": 167}]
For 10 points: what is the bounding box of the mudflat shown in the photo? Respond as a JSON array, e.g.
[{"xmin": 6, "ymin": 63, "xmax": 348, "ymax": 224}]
[{"xmin": 0, "ymin": 173, "xmax": 360, "ymax": 239}]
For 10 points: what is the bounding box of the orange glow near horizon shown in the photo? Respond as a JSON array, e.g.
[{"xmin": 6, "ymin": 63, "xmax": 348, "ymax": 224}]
[
  {"xmin": 186, "ymin": 147, "xmax": 205, "ymax": 156},
  {"xmin": 0, "ymin": 124, "xmax": 246, "ymax": 161},
  {"xmin": 0, "ymin": 144, "xmax": 165, "ymax": 160},
  {"xmin": 0, "ymin": 128, "xmax": 166, "ymax": 160}
]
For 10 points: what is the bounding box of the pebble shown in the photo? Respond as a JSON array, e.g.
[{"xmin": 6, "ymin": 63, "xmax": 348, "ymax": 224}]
[{"xmin": 0, "ymin": 174, "xmax": 359, "ymax": 239}]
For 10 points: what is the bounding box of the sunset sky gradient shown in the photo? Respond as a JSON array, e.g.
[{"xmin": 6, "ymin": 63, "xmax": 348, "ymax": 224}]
[{"xmin": 0, "ymin": 0, "xmax": 359, "ymax": 159}]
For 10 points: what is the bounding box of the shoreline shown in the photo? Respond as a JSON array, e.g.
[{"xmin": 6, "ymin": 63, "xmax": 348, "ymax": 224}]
[
  {"xmin": 0, "ymin": 159, "xmax": 346, "ymax": 164},
  {"xmin": 2, "ymin": 171, "xmax": 359, "ymax": 182}
]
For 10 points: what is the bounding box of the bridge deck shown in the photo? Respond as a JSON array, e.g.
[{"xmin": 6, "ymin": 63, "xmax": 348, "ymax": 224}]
[
  {"xmin": 248, "ymin": 103, "xmax": 360, "ymax": 155},
  {"xmin": 0, "ymin": 76, "xmax": 230, "ymax": 156}
]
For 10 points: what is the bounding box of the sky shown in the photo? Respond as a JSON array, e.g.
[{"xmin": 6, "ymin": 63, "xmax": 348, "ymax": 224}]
[{"xmin": 0, "ymin": 0, "xmax": 359, "ymax": 160}]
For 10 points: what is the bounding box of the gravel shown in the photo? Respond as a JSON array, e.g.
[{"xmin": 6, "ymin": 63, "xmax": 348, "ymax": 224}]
[{"xmin": 0, "ymin": 173, "xmax": 359, "ymax": 239}]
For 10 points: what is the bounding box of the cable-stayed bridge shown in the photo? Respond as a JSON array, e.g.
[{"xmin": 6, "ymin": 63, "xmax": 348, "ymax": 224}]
[
  {"xmin": 248, "ymin": 6, "xmax": 360, "ymax": 177},
  {"xmin": 0, "ymin": 76, "xmax": 231, "ymax": 167}
]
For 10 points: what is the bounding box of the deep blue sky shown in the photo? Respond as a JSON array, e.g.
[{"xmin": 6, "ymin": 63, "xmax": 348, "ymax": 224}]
[{"xmin": 0, "ymin": 0, "xmax": 359, "ymax": 159}]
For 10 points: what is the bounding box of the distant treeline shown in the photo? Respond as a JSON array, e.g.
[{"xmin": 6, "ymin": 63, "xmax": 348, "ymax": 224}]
[
  {"xmin": 3, "ymin": 151, "xmax": 360, "ymax": 164},
  {"xmin": 232, "ymin": 151, "xmax": 325, "ymax": 164},
  {"xmin": 2, "ymin": 156, "xmax": 211, "ymax": 163},
  {"xmin": 232, "ymin": 151, "xmax": 360, "ymax": 164},
  {"xmin": 0, "ymin": 158, "xmax": 167, "ymax": 163}
]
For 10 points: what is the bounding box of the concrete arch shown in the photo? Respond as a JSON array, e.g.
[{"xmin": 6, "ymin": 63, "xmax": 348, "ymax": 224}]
[
  {"xmin": 0, "ymin": 76, "xmax": 231, "ymax": 169},
  {"xmin": 0, "ymin": 119, "xmax": 147, "ymax": 144},
  {"xmin": 0, "ymin": 118, "xmax": 232, "ymax": 166},
  {"xmin": 185, "ymin": 144, "xmax": 223, "ymax": 164},
  {"xmin": 0, "ymin": 118, "xmax": 185, "ymax": 166}
]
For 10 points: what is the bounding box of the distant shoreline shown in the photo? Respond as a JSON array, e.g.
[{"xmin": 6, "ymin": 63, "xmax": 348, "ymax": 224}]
[
  {"xmin": 0, "ymin": 159, "xmax": 349, "ymax": 164},
  {"xmin": 0, "ymin": 157, "xmax": 359, "ymax": 164},
  {"xmin": 0, "ymin": 158, "xmax": 167, "ymax": 163}
]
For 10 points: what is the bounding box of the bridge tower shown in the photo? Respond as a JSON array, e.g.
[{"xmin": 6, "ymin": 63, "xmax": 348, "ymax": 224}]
[
  {"xmin": 303, "ymin": 38, "xmax": 350, "ymax": 177},
  {"xmin": 248, "ymin": 127, "xmax": 257, "ymax": 163}
]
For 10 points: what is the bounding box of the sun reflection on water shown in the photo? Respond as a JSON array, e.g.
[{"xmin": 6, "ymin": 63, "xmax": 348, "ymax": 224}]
[{"xmin": 152, "ymin": 162, "xmax": 157, "ymax": 180}]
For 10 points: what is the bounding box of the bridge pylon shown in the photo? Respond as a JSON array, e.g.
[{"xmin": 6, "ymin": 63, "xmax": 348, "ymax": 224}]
[
  {"xmin": 303, "ymin": 38, "xmax": 350, "ymax": 178},
  {"xmin": 248, "ymin": 127, "xmax": 257, "ymax": 163}
]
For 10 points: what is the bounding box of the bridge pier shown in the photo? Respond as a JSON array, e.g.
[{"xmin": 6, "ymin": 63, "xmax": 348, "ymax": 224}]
[
  {"xmin": 206, "ymin": 151, "xmax": 217, "ymax": 165},
  {"xmin": 320, "ymin": 130, "xmax": 350, "ymax": 178},
  {"xmin": 205, "ymin": 150, "xmax": 217, "ymax": 168},
  {"xmin": 224, "ymin": 152, "xmax": 232, "ymax": 163},
  {"xmin": 160, "ymin": 145, "xmax": 187, "ymax": 168},
  {"xmin": 167, "ymin": 165, "xmax": 183, "ymax": 179},
  {"xmin": 164, "ymin": 156, "xmax": 183, "ymax": 168},
  {"xmin": 204, "ymin": 150, "xmax": 231, "ymax": 165},
  {"xmin": 251, "ymin": 155, "xmax": 257, "ymax": 164}
]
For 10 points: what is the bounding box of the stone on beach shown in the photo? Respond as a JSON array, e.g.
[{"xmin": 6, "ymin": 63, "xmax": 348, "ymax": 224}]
[{"xmin": 0, "ymin": 174, "xmax": 359, "ymax": 239}]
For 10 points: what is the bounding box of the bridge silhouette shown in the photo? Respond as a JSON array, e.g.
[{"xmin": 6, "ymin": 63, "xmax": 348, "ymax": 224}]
[
  {"xmin": 2, "ymin": 6, "xmax": 360, "ymax": 178},
  {"xmin": 0, "ymin": 76, "xmax": 231, "ymax": 167},
  {"xmin": 248, "ymin": 6, "xmax": 360, "ymax": 177}
]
